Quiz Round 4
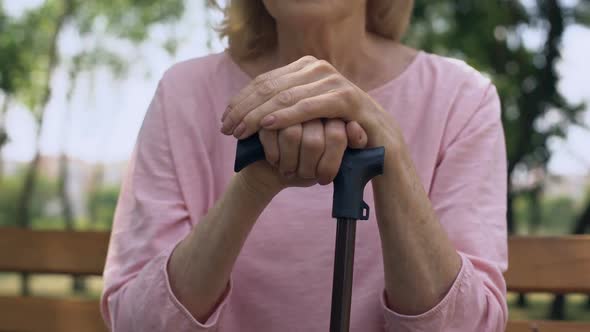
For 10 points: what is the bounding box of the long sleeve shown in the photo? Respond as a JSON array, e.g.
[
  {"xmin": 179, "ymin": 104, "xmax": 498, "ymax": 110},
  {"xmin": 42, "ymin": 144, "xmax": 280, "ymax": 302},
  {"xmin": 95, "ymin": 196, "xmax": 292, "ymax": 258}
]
[
  {"xmin": 100, "ymin": 79, "xmax": 230, "ymax": 331},
  {"xmin": 381, "ymin": 83, "xmax": 508, "ymax": 331}
]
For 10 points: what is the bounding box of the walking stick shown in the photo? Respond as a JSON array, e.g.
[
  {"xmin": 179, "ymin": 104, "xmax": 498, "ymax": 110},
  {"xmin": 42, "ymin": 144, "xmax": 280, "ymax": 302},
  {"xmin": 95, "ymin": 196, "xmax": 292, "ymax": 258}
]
[{"xmin": 235, "ymin": 133, "xmax": 384, "ymax": 332}]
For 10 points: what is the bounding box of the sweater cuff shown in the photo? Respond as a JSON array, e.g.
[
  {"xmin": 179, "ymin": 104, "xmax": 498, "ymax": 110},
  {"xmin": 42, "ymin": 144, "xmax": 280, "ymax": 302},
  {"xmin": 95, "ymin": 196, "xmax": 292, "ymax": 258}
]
[
  {"xmin": 381, "ymin": 253, "xmax": 471, "ymax": 331},
  {"xmin": 164, "ymin": 245, "xmax": 232, "ymax": 330}
]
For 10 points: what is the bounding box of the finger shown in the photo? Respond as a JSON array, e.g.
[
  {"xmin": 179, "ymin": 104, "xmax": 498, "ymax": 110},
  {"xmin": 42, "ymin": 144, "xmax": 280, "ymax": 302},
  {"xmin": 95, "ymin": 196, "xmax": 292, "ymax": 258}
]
[
  {"xmin": 278, "ymin": 124, "xmax": 303, "ymax": 176},
  {"xmin": 260, "ymin": 87, "xmax": 359, "ymax": 131},
  {"xmin": 346, "ymin": 121, "xmax": 368, "ymax": 149},
  {"xmin": 235, "ymin": 75, "xmax": 342, "ymax": 139},
  {"xmin": 297, "ymin": 119, "xmax": 325, "ymax": 179},
  {"xmin": 224, "ymin": 60, "xmax": 340, "ymax": 137},
  {"xmin": 259, "ymin": 129, "xmax": 279, "ymax": 166},
  {"xmin": 317, "ymin": 119, "xmax": 347, "ymax": 185},
  {"xmin": 222, "ymin": 56, "xmax": 317, "ymax": 133}
]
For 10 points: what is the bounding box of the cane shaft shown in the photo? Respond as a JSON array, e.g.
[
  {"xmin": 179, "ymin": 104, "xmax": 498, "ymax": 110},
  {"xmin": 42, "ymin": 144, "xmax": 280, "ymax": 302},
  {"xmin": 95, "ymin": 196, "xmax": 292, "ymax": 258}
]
[{"xmin": 330, "ymin": 218, "xmax": 357, "ymax": 332}]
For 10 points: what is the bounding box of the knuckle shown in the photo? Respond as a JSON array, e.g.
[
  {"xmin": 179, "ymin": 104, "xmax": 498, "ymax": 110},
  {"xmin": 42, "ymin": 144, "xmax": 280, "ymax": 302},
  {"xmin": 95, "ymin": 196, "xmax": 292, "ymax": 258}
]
[
  {"xmin": 276, "ymin": 90, "xmax": 294, "ymax": 106},
  {"xmin": 295, "ymin": 98, "xmax": 314, "ymax": 113},
  {"xmin": 253, "ymin": 74, "xmax": 269, "ymax": 85},
  {"xmin": 337, "ymin": 86, "xmax": 357, "ymax": 104},
  {"xmin": 242, "ymin": 113, "xmax": 257, "ymax": 128},
  {"xmin": 282, "ymin": 125, "xmax": 302, "ymax": 143},
  {"xmin": 256, "ymin": 79, "xmax": 276, "ymax": 96},
  {"xmin": 301, "ymin": 55, "xmax": 317, "ymax": 64},
  {"xmin": 324, "ymin": 74, "xmax": 342, "ymax": 87},
  {"xmin": 308, "ymin": 60, "xmax": 331, "ymax": 75},
  {"xmin": 316, "ymin": 59, "xmax": 333, "ymax": 71},
  {"xmin": 325, "ymin": 126, "xmax": 347, "ymax": 145},
  {"xmin": 302, "ymin": 135, "xmax": 324, "ymax": 154}
]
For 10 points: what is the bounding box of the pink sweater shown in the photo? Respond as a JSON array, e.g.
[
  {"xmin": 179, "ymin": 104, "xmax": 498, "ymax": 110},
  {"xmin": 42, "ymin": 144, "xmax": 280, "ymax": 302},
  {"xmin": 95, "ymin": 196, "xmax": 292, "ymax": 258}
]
[{"xmin": 101, "ymin": 51, "xmax": 508, "ymax": 331}]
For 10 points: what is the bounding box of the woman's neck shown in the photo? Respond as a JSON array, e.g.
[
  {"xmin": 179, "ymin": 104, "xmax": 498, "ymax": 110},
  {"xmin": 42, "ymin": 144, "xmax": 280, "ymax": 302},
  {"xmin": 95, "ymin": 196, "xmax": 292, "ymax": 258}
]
[
  {"xmin": 274, "ymin": 12, "xmax": 370, "ymax": 80},
  {"xmin": 236, "ymin": 14, "xmax": 418, "ymax": 92}
]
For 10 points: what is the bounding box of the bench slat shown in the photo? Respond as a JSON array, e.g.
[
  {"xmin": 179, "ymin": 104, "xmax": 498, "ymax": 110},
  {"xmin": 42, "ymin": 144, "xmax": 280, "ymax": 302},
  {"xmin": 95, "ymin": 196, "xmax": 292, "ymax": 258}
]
[
  {"xmin": 507, "ymin": 320, "xmax": 590, "ymax": 332},
  {"xmin": 0, "ymin": 228, "xmax": 109, "ymax": 275},
  {"xmin": 505, "ymin": 236, "xmax": 590, "ymax": 293},
  {"xmin": 2, "ymin": 230, "xmax": 590, "ymax": 329},
  {"xmin": 0, "ymin": 296, "xmax": 106, "ymax": 332}
]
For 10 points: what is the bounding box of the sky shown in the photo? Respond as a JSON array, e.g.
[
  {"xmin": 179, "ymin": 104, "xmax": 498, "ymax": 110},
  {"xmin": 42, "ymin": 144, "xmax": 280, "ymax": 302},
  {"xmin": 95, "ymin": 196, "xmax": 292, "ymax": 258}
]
[{"xmin": 1, "ymin": 0, "xmax": 590, "ymax": 176}]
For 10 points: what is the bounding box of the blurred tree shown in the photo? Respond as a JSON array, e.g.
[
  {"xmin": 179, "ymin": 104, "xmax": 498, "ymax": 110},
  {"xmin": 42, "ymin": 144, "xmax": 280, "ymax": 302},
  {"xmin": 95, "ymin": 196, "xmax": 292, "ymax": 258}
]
[
  {"xmin": 87, "ymin": 184, "xmax": 119, "ymax": 230},
  {"xmin": 0, "ymin": 0, "xmax": 185, "ymax": 295},
  {"xmin": 0, "ymin": 3, "xmax": 31, "ymax": 182},
  {"xmin": 408, "ymin": 0, "xmax": 589, "ymax": 316},
  {"xmin": 0, "ymin": 172, "xmax": 56, "ymax": 227},
  {"xmin": 408, "ymin": 0, "xmax": 587, "ymax": 232}
]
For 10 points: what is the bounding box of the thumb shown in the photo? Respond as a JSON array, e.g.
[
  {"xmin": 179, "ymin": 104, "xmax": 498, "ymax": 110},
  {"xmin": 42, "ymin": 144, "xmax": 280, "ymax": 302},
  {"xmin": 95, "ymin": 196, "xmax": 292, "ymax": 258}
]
[{"xmin": 346, "ymin": 121, "xmax": 368, "ymax": 149}]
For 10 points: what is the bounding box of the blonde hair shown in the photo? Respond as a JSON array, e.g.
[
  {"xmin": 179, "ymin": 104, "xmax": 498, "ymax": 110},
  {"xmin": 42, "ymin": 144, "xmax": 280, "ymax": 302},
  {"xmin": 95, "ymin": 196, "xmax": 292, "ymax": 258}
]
[{"xmin": 208, "ymin": 0, "xmax": 414, "ymax": 60}]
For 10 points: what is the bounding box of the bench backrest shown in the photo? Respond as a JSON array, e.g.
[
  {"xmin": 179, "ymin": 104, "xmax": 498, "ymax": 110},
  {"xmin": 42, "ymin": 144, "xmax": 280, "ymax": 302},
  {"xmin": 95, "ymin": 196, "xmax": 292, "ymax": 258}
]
[
  {"xmin": 0, "ymin": 228, "xmax": 108, "ymax": 332},
  {"xmin": 0, "ymin": 228, "xmax": 589, "ymax": 332}
]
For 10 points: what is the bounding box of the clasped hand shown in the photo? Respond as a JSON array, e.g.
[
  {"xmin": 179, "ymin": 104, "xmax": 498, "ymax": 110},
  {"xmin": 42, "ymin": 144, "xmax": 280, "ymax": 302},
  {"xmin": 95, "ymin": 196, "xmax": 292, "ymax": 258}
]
[{"xmin": 221, "ymin": 56, "xmax": 395, "ymax": 192}]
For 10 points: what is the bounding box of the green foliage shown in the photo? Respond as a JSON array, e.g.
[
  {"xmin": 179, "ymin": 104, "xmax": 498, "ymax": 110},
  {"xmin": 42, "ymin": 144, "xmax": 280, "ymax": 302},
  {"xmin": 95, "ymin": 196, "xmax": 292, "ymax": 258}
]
[
  {"xmin": 0, "ymin": 172, "xmax": 57, "ymax": 227},
  {"xmin": 513, "ymin": 192, "xmax": 583, "ymax": 235},
  {"xmin": 87, "ymin": 185, "xmax": 119, "ymax": 230},
  {"xmin": 409, "ymin": 1, "xmax": 586, "ymax": 176},
  {"xmin": 73, "ymin": 0, "xmax": 185, "ymax": 42},
  {"xmin": 0, "ymin": 5, "xmax": 36, "ymax": 98},
  {"xmin": 0, "ymin": 171, "xmax": 119, "ymax": 230},
  {"xmin": 0, "ymin": 0, "xmax": 185, "ymax": 115},
  {"xmin": 0, "ymin": 0, "xmax": 186, "ymax": 235}
]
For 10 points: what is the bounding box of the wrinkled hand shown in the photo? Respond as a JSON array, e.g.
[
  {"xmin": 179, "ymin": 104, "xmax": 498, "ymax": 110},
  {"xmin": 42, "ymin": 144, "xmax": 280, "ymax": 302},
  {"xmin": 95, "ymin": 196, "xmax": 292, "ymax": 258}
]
[
  {"xmin": 238, "ymin": 118, "xmax": 367, "ymax": 197},
  {"xmin": 221, "ymin": 55, "xmax": 396, "ymax": 148}
]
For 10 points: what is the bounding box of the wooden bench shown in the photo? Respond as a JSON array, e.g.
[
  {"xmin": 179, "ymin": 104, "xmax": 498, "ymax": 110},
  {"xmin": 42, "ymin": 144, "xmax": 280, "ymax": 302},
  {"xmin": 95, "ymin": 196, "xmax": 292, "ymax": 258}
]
[
  {"xmin": 0, "ymin": 228, "xmax": 109, "ymax": 332},
  {"xmin": 0, "ymin": 228, "xmax": 589, "ymax": 331}
]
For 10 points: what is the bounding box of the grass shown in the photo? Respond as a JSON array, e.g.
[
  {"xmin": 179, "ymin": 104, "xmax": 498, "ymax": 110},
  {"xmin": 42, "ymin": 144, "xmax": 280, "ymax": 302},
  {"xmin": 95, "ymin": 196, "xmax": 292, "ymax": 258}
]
[
  {"xmin": 0, "ymin": 273, "xmax": 103, "ymax": 299},
  {"xmin": 507, "ymin": 293, "xmax": 590, "ymax": 321}
]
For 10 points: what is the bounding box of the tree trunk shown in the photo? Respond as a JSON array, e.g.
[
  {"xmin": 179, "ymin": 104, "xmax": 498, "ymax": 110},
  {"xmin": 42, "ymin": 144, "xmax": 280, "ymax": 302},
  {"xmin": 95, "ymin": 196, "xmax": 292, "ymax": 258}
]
[
  {"xmin": 529, "ymin": 187, "xmax": 542, "ymax": 234},
  {"xmin": 87, "ymin": 164, "xmax": 105, "ymax": 227},
  {"xmin": 58, "ymin": 152, "xmax": 86, "ymax": 292},
  {"xmin": 572, "ymin": 202, "xmax": 590, "ymax": 235},
  {"xmin": 59, "ymin": 70, "xmax": 88, "ymax": 293},
  {"xmin": 58, "ymin": 154, "xmax": 74, "ymax": 229},
  {"xmin": 15, "ymin": 152, "xmax": 41, "ymax": 296},
  {"xmin": 507, "ymin": 191, "xmax": 515, "ymax": 234},
  {"xmin": 13, "ymin": 0, "xmax": 74, "ymax": 297},
  {"xmin": 0, "ymin": 98, "xmax": 9, "ymax": 184}
]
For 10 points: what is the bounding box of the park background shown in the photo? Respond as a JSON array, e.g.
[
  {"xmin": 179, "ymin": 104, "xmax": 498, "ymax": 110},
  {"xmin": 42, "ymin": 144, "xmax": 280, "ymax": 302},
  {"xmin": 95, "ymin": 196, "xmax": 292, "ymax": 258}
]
[{"xmin": 0, "ymin": 0, "xmax": 589, "ymax": 323}]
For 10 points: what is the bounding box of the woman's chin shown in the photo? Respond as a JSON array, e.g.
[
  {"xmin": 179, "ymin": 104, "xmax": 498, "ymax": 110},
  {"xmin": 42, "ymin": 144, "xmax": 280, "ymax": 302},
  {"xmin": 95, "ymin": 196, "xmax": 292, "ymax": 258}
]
[{"xmin": 265, "ymin": 0, "xmax": 355, "ymax": 24}]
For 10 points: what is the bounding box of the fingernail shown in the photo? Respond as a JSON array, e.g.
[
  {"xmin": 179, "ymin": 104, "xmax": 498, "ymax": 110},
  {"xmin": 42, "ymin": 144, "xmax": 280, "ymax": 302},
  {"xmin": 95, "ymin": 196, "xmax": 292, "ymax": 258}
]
[
  {"xmin": 221, "ymin": 118, "xmax": 234, "ymax": 134},
  {"xmin": 261, "ymin": 115, "xmax": 276, "ymax": 127},
  {"xmin": 221, "ymin": 106, "xmax": 230, "ymax": 122},
  {"xmin": 233, "ymin": 122, "xmax": 246, "ymax": 138},
  {"xmin": 285, "ymin": 171, "xmax": 296, "ymax": 178}
]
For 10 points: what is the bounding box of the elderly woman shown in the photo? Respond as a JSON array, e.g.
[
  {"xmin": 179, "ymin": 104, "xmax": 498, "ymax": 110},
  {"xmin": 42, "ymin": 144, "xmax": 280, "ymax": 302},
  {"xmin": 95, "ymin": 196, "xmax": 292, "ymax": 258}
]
[{"xmin": 101, "ymin": 0, "xmax": 508, "ymax": 331}]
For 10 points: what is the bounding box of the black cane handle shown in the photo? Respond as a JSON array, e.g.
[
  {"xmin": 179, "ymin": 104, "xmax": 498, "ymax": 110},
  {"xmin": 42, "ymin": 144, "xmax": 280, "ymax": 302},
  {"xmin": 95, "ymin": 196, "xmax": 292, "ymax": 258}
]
[{"xmin": 234, "ymin": 133, "xmax": 385, "ymax": 220}]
